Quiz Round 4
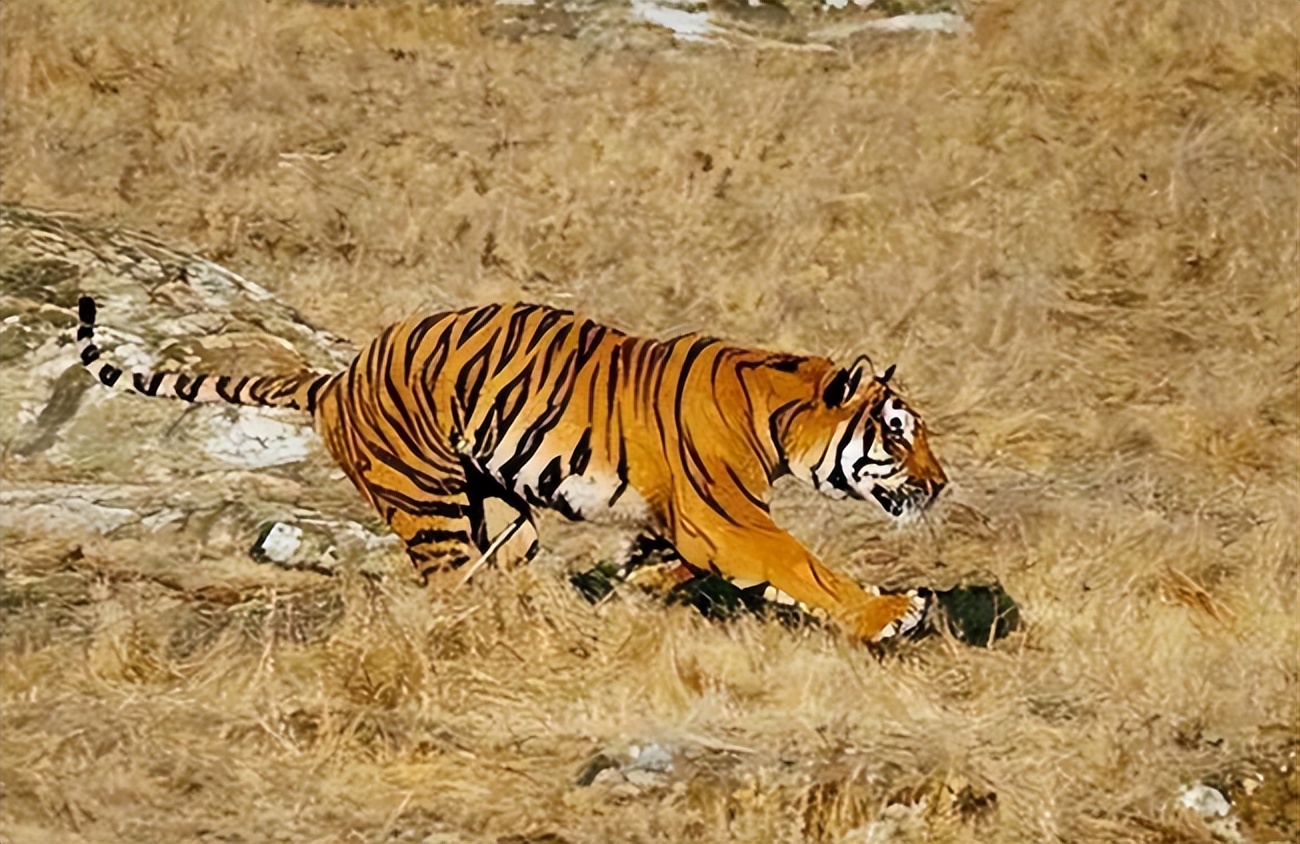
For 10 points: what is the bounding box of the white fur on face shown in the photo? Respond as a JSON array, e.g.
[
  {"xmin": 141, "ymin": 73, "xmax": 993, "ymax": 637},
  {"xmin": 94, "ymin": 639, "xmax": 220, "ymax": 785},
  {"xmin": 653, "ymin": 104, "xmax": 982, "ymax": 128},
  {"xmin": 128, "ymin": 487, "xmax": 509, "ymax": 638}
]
[{"xmin": 881, "ymin": 398, "xmax": 915, "ymax": 444}]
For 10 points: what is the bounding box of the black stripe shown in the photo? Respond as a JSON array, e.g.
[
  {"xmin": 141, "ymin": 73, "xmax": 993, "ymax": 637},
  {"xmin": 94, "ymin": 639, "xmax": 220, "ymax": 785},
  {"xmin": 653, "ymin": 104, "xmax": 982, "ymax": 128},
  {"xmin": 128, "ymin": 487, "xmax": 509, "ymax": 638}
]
[
  {"xmin": 80, "ymin": 346, "xmax": 100, "ymax": 365},
  {"xmin": 175, "ymin": 374, "xmax": 206, "ymax": 402},
  {"xmin": 404, "ymin": 313, "xmax": 450, "ymax": 375},
  {"xmin": 533, "ymin": 324, "xmax": 573, "ymax": 385},
  {"xmin": 78, "ymin": 297, "xmax": 96, "ymax": 325},
  {"xmin": 666, "ymin": 339, "xmax": 724, "ymax": 518},
  {"xmin": 606, "ymin": 343, "xmax": 622, "ymax": 413},
  {"xmin": 77, "ymin": 325, "xmax": 94, "ymax": 341},
  {"xmin": 365, "ymin": 427, "xmax": 458, "ymax": 497},
  {"xmin": 133, "ymin": 372, "xmax": 166, "ymax": 396},
  {"xmin": 305, "ymin": 376, "xmax": 327, "ymax": 414},
  {"xmin": 725, "ymin": 465, "xmax": 769, "ymax": 513},
  {"xmin": 382, "ymin": 330, "xmax": 453, "ymax": 455},
  {"xmin": 576, "ymin": 321, "xmax": 607, "ymax": 369},
  {"xmin": 247, "ymin": 378, "xmax": 273, "ymax": 404},
  {"xmin": 824, "ymin": 410, "xmax": 868, "ymax": 494},
  {"xmin": 495, "ymin": 306, "xmax": 535, "ymax": 374},
  {"xmin": 99, "ymin": 366, "xmax": 121, "ymax": 387},
  {"xmin": 227, "ymin": 376, "xmax": 251, "ymax": 403},
  {"xmin": 526, "ymin": 309, "xmax": 566, "ymax": 353},
  {"xmin": 672, "ymin": 337, "xmax": 716, "ymax": 423},
  {"xmin": 350, "ymin": 345, "xmax": 458, "ymax": 476},
  {"xmin": 497, "ymin": 349, "xmax": 579, "ymax": 484},
  {"xmin": 373, "ymin": 331, "xmax": 440, "ymax": 457},
  {"xmin": 609, "ymin": 440, "xmax": 630, "ymax": 506},
  {"xmin": 537, "ymin": 455, "xmax": 564, "ymax": 500},
  {"xmin": 458, "ymin": 304, "xmax": 502, "ymax": 345},
  {"xmin": 732, "ymin": 359, "xmax": 779, "ymax": 479},
  {"xmin": 473, "ymin": 366, "xmax": 535, "ymax": 457},
  {"xmin": 647, "ymin": 341, "xmax": 677, "ymax": 448},
  {"xmin": 631, "ymin": 341, "xmax": 653, "ymax": 408},
  {"xmin": 408, "ymin": 528, "xmax": 470, "ymax": 547},
  {"xmin": 456, "ymin": 342, "xmax": 495, "ymax": 410},
  {"xmin": 570, "ymin": 427, "xmax": 593, "ymax": 476},
  {"xmin": 807, "ymin": 560, "xmax": 836, "ymax": 598},
  {"xmin": 679, "ymin": 447, "xmax": 736, "ymax": 525},
  {"xmin": 768, "ymin": 399, "xmax": 803, "ymax": 470},
  {"xmin": 417, "ymin": 551, "xmax": 472, "ymax": 574},
  {"xmin": 370, "ymin": 485, "xmax": 466, "ymax": 519}
]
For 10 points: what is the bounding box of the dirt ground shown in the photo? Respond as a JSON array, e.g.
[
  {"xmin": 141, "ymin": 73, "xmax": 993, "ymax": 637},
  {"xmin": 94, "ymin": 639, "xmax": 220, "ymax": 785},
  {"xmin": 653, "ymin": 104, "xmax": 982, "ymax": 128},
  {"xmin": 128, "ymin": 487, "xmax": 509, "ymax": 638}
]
[{"xmin": 1, "ymin": 0, "xmax": 1297, "ymax": 842}]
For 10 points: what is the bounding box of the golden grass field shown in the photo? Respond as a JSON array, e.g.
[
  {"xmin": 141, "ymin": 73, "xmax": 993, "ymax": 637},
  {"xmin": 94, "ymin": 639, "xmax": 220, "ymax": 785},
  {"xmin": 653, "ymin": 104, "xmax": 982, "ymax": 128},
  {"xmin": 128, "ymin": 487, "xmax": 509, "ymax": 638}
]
[{"xmin": 2, "ymin": 0, "xmax": 1298, "ymax": 841}]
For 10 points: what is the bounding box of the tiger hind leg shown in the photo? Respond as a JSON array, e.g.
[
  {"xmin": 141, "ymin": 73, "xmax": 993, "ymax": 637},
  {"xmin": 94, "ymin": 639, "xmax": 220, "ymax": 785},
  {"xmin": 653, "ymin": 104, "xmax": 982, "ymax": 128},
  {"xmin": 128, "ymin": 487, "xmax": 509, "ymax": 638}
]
[
  {"xmin": 320, "ymin": 440, "xmax": 480, "ymax": 586},
  {"xmin": 463, "ymin": 462, "xmax": 539, "ymax": 572}
]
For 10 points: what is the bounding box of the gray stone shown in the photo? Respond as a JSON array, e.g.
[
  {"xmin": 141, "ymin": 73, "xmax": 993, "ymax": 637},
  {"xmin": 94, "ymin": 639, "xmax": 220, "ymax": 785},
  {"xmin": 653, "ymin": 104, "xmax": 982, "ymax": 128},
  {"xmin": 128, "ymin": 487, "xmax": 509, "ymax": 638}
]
[{"xmin": 628, "ymin": 742, "xmax": 674, "ymax": 774}]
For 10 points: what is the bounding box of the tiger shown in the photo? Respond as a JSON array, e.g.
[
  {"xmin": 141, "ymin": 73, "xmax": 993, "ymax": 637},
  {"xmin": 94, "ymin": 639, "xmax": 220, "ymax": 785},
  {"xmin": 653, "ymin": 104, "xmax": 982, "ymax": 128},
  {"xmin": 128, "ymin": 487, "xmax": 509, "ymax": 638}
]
[{"xmin": 76, "ymin": 295, "xmax": 948, "ymax": 642}]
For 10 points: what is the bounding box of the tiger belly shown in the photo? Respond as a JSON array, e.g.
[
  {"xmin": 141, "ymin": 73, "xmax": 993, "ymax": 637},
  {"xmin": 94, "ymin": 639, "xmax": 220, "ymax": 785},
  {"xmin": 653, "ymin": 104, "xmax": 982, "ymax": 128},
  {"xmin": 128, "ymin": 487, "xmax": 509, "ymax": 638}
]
[
  {"xmin": 488, "ymin": 448, "xmax": 649, "ymax": 525},
  {"xmin": 553, "ymin": 473, "xmax": 651, "ymax": 524}
]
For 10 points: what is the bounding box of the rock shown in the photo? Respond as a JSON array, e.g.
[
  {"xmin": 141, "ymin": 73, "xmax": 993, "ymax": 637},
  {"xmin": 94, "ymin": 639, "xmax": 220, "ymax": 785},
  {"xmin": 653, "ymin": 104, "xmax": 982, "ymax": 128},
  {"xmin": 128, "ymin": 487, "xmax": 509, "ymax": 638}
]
[
  {"xmin": 576, "ymin": 743, "xmax": 675, "ymax": 792},
  {"xmin": 629, "ymin": 0, "xmax": 716, "ymax": 43},
  {"xmin": 0, "ymin": 483, "xmax": 138, "ymax": 534},
  {"xmin": 1178, "ymin": 784, "xmax": 1231, "ymax": 818},
  {"xmin": 0, "ymin": 205, "xmax": 370, "ymax": 569},
  {"xmin": 809, "ymin": 12, "xmax": 970, "ymax": 44},
  {"xmin": 201, "ymin": 408, "xmax": 316, "ymax": 469},
  {"xmin": 628, "ymin": 742, "xmax": 674, "ymax": 774},
  {"xmin": 623, "ymin": 769, "xmax": 667, "ymax": 789},
  {"xmin": 251, "ymin": 522, "xmax": 304, "ymax": 565},
  {"xmin": 574, "ymin": 753, "xmax": 621, "ymax": 786},
  {"xmin": 927, "ymin": 581, "xmax": 1021, "ymax": 645}
]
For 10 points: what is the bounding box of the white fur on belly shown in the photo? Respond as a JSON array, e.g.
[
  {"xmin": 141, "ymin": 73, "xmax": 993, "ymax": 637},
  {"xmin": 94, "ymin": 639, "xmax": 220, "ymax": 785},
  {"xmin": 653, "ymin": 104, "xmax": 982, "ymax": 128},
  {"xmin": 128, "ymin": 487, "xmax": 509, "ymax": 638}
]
[{"xmin": 555, "ymin": 473, "xmax": 650, "ymax": 524}]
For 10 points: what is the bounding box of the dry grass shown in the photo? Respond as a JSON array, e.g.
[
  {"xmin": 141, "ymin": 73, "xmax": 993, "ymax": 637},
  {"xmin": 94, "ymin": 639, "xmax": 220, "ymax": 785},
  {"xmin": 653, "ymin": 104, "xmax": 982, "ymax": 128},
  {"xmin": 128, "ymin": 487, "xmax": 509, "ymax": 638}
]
[{"xmin": 2, "ymin": 0, "xmax": 1298, "ymax": 841}]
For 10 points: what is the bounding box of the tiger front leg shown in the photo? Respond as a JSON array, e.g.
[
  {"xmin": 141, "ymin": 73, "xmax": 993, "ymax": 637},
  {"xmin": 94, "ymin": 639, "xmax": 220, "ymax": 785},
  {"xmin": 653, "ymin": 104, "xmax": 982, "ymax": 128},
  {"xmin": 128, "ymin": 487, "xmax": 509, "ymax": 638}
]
[{"xmin": 669, "ymin": 513, "xmax": 927, "ymax": 642}]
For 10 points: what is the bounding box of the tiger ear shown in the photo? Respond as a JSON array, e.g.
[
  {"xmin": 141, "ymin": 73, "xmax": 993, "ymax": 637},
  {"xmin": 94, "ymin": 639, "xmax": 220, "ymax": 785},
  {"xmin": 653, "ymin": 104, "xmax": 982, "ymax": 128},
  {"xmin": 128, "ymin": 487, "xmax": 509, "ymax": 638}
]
[{"xmin": 823, "ymin": 355, "xmax": 874, "ymax": 407}]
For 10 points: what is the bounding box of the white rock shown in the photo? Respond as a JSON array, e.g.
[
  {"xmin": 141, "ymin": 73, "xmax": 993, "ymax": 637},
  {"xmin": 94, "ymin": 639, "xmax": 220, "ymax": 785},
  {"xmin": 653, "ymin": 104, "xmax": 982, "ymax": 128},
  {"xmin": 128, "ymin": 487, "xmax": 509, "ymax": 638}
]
[
  {"xmin": 809, "ymin": 11, "xmax": 970, "ymax": 43},
  {"xmin": 255, "ymin": 522, "xmax": 303, "ymax": 564},
  {"xmin": 629, "ymin": 742, "xmax": 674, "ymax": 773},
  {"xmin": 630, "ymin": 0, "xmax": 715, "ymax": 42},
  {"xmin": 865, "ymin": 12, "xmax": 969, "ymax": 34},
  {"xmin": 0, "ymin": 485, "xmax": 138, "ymax": 534},
  {"xmin": 1177, "ymin": 784, "xmax": 1231, "ymax": 818},
  {"xmin": 202, "ymin": 408, "xmax": 315, "ymax": 468}
]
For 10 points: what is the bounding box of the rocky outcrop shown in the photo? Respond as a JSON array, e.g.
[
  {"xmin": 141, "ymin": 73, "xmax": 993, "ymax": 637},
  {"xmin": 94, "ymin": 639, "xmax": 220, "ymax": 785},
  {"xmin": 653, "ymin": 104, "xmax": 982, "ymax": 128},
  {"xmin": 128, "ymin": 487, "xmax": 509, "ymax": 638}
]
[{"xmin": 0, "ymin": 205, "xmax": 392, "ymax": 573}]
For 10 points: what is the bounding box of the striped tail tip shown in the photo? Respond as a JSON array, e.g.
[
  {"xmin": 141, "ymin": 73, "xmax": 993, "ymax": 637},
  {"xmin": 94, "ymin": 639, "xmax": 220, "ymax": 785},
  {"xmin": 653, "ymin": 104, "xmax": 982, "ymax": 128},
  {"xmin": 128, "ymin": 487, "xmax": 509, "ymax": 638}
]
[{"xmin": 73, "ymin": 293, "xmax": 333, "ymax": 412}]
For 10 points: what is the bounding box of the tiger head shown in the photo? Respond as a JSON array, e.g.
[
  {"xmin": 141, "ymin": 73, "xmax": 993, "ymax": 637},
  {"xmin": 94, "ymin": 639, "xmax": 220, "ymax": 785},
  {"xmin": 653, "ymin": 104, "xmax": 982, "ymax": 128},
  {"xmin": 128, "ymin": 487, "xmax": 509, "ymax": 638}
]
[{"xmin": 777, "ymin": 357, "xmax": 947, "ymax": 519}]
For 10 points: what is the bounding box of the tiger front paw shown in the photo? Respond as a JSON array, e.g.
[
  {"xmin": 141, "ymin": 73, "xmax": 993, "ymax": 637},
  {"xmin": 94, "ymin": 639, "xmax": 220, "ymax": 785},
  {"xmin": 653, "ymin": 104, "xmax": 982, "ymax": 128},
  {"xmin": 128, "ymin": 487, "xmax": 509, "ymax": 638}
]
[{"xmin": 842, "ymin": 589, "xmax": 930, "ymax": 643}]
